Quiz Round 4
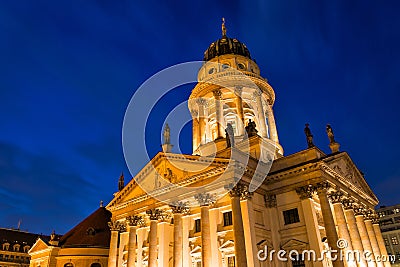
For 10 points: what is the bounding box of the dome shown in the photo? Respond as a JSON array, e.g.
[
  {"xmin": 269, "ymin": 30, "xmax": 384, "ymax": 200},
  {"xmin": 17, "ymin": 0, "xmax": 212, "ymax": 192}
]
[{"xmin": 203, "ymin": 35, "xmax": 252, "ymax": 61}]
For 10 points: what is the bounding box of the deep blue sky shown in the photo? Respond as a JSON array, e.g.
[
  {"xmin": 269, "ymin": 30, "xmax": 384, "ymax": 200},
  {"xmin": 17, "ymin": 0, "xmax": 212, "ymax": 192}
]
[{"xmin": 1, "ymin": 1, "xmax": 399, "ymax": 234}]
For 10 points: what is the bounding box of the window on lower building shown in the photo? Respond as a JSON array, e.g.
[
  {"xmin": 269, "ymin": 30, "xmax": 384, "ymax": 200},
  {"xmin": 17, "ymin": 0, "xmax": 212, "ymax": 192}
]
[
  {"xmin": 223, "ymin": 211, "xmax": 233, "ymax": 226},
  {"xmin": 90, "ymin": 263, "xmax": 101, "ymax": 267},
  {"xmin": 195, "ymin": 219, "xmax": 201, "ymax": 233},
  {"xmin": 64, "ymin": 263, "xmax": 73, "ymax": 267},
  {"xmin": 283, "ymin": 208, "xmax": 300, "ymax": 225},
  {"xmin": 291, "ymin": 256, "xmax": 305, "ymax": 267},
  {"xmin": 196, "ymin": 261, "xmax": 201, "ymax": 267},
  {"xmin": 227, "ymin": 256, "xmax": 236, "ymax": 267},
  {"xmin": 384, "ymin": 238, "xmax": 390, "ymax": 246},
  {"xmin": 392, "ymin": 236, "xmax": 399, "ymax": 245}
]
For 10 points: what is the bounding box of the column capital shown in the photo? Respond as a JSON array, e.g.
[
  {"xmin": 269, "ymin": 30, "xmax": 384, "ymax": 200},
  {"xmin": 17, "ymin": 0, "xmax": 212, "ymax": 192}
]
[
  {"xmin": 234, "ymin": 86, "xmax": 243, "ymax": 96},
  {"xmin": 194, "ymin": 193, "xmax": 215, "ymax": 206},
  {"xmin": 169, "ymin": 201, "xmax": 190, "ymax": 214},
  {"xmin": 342, "ymin": 198, "xmax": 355, "ymax": 210},
  {"xmin": 108, "ymin": 220, "xmax": 124, "ymax": 232},
  {"xmin": 328, "ymin": 191, "xmax": 344, "ymax": 204},
  {"xmin": 353, "ymin": 205, "xmax": 367, "ymax": 216},
  {"xmin": 295, "ymin": 184, "xmax": 316, "ymax": 199},
  {"xmin": 264, "ymin": 194, "xmax": 277, "ymax": 208},
  {"xmin": 212, "ymin": 89, "xmax": 222, "ymax": 99},
  {"xmin": 315, "ymin": 181, "xmax": 331, "ymax": 193},
  {"xmin": 196, "ymin": 97, "xmax": 208, "ymax": 106},
  {"xmin": 225, "ymin": 182, "xmax": 253, "ymax": 200},
  {"xmin": 252, "ymin": 89, "xmax": 262, "ymax": 97},
  {"xmin": 126, "ymin": 215, "xmax": 144, "ymax": 227},
  {"xmin": 190, "ymin": 109, "xmax": 199, "ymax": 117},
  {"xmin": 146, "ymin": 208, "xmax": 170, "ymax": 222}
]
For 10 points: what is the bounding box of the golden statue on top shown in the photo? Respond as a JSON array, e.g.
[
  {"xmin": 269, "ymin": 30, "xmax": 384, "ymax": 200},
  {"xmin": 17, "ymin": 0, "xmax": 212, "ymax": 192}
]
[{"xmin": 222, "ymin": 17, "xmax": 227, "ymax": 36}]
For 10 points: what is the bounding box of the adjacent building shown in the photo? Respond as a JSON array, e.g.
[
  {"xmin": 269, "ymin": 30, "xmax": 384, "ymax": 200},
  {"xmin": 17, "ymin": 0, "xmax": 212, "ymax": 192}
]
[
  {"xmin": 376, "ymin": 205, "xmax": 400, "ymax": 266},
  {"xmin": 0, "ymin": 228, "xmax": 47, "ymax": 267}
]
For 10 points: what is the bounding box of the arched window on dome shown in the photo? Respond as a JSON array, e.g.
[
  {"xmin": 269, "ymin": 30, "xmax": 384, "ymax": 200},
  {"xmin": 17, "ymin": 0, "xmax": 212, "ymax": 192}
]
[
  {"xmin": 64, "ymin": 263, "xmax": 73, "ymax": 267},
  {"xmin": 90, "ymin": 263, "xmax": 101, "ymax": 267}
]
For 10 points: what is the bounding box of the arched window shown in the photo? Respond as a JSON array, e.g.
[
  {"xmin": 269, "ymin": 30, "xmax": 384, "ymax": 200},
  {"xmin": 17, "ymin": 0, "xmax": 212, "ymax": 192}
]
[
  {"xmin": 64, "ymin": 263, "xmax": 73, "ymax": 267},
  {"xmin": 90, "ymin": 263, "xmax": 101, "ymax": 267}
]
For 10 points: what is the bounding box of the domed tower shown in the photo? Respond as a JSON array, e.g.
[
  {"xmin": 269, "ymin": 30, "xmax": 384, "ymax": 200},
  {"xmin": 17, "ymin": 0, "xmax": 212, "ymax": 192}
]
[{"xmin": 189, "ymin": 20, "xmax": 283, "ymax": 158}]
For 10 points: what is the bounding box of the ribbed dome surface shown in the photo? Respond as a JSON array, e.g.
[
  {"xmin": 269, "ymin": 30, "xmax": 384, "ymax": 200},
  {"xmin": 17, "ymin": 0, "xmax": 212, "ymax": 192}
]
[{"xmin": 203, "ymin": 35, "xmax": 251, "ymax": 61}]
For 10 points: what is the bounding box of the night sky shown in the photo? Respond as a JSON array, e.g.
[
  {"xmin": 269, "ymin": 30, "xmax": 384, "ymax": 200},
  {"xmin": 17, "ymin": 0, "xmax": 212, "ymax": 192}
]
[{"xmin": 1, "ymin": 1, "xmax": 399, "ymax": 235}]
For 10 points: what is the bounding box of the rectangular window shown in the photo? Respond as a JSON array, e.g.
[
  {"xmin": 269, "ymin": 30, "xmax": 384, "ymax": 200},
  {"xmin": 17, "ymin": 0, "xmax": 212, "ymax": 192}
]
[
  {"xmin": 392, "ymin": 236, "xmax": 399, "ymax": 245},
  {"xmin": 292, "ymin": 258, "xmax": 305, "ymax": 267},
  {"xmin": 227, "ymin": 256, "xmax": 236, "ymax": 267},
  {"xmin": 195, "ymin": 219, "xmax": 201, "ymax": 233},
  {"xmin": 223, "ymin": 211, "xmax": 233, "ymax": 226},
  {"xmin": 283, "ymin": 208, "xmax": 300, "ymax": 225},
  {"xmin": 196, "ymin": 261, "xmax": 202, "ymax": 267},
  {"xmin": 384, "ymin": 238, "xmax": 390, "ymax": 246}
]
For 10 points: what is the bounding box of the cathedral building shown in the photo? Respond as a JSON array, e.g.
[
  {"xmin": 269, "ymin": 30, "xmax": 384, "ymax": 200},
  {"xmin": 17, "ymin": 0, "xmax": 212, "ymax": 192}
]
[{"xmin": 30, "ymin": 22, "xmax": 390, "ymax": 267}]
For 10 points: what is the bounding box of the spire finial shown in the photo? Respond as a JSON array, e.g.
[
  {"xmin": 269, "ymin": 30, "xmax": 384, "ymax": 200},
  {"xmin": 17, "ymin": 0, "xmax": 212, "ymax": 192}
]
[
  {"xmin": 162, "ymin": 123, "xmax": 173, "ymax": 153},
  {"xmin": 222, "ymin": 17, "xmax": 227, "ymax": 36}
]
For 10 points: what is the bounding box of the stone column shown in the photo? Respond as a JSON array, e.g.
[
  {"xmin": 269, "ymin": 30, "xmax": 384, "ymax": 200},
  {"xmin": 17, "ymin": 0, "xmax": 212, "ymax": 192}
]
[
  {"xmin": 191, "ymin": 109, "xmax": 199, "ymax": 151},
  {"xmin": 126, "ymin": 216, "xmax": 142, "ymax": 267},
  {"xmin": 328, "ymin": 192, "xmax": 357, "ymax": 267},
  {"xmin": 213, "ymin": 89, "xmax": 224, "ymax": 139},
  {"xmin": 364, "ymin": 211, "xmax": 383, "ymax": 267},
  {"xmin": 234, "ymin": 86, "xmax": 244, "ymax": 135},
  {"xmin": 295, "ymin": 186, "xmax": 324, "ymax": 267},
  {"xmin": 108, "ymin": 221, "xmax": 121, "ymax": 267},
  {"xmin": 197, "ymin": 98, "xmax": 207, "ymax": 144},
  {"xmin": 182, "ymin": 214, "xmax": 191, "ymax": 267},
  {"xmin": 316, "ymin": 182, "xmax": 344, "ymax": 267},
  {"xmin": 371, "ymin": 215, "xmax": 391, "ymax": 267},
  {"xmin": 194, "ymin": 193, "xmax": 214, "ymax": 267},
  {"xmin": 354, "ymin": 206, "xmax": 377, "ymax": 267},
  {"xmin": 253, "ymin": 90, "xmax": 268, "ymax": 138},
  {"xmin": 147, "ymin": 209, "xmax": 161, "ymax": 267},
  {"xmin": 265, "ymin": 194, "xmax": 284, "ymax": 267},
  {"xmin": 342, "ymin": 200, "xmax": 368, "ymax": 267},
  {"xmin": 265, "ymin": 101, "xmax": 279, "ymax": 143},
  {"xmin": 170, "ymin": 203, "xmax": 188, "ymax": 267},
  {"xmin": 227, "ymin": 183, "xmax": 249, "ymax": 267}
]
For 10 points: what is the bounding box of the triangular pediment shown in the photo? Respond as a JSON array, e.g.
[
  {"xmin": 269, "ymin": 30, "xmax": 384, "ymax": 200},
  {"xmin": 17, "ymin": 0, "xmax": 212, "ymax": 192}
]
[
  {"xmin": 28, "ymin": 238, "xmax": 49, "ymax": 254},
  {"xmin": 107, "ymin": 152, "xmax": 229, "ymax": 209},
  {"xmin": 281, "ymin": 239, "xmax": 308, "ymax": 250},
  {"xmin": 324, "ymin": 152, "xmax": 378, "ymax": 203}
]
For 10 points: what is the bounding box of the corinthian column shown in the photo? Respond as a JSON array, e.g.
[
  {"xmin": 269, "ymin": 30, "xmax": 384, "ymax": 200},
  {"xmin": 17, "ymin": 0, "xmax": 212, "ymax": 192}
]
[
  {"xmin": 226, "ymin": 183, "xmax": 249, "ymax": 267},
  {"xmin": 146, "ymin": 209, "xmax": 161, "ymax": 267},
  {"xmin": 295, "ymin": 185, "xmax": 324, "ymax": 267},
  {"xmin": 316, "ymin": 182, "xmax": 344, "ymax": 267},
  {"xmin": 328, "ymin": 192, "xmax": 356, "ymax": 267},
  {"xmin": 364, "ymin": 211, "xmax": 383, "ymax": 267},
  {"xmin": 194, "ymin": 193, "xmax": 215, "ymax": 267},
  {"xmin": 170, "ymin": 202, "xmax": 189, "ymax": 267},
  {"xmin": 234, "ymin": 86, "xmax": 244, "ymax": 135},
  {"xmin": 213, "ymin": 89, "xmax": 224, "ymax": 139},
  {"xmin": 342, "ymin": 200, "xmax": 368, "ymax": 267},
  {"xmin": 126, "ymin": 216, "xmax": 142, "ymax": 267},
  {"xmin": 197, "ymin": 98, "xmax": 207, "ymax": 144},
  {"xmin": 354, "ymin": 206, "xmax": 377, "ymax": 267},
  {"xmin": 108, "ymin": 221, "xmax": 121, "ymax": 267},
  {"xmin": 265, "ymin": 101, "xmax": 279, "ymax": 143},
  {"xmin": 253, "ymin": 89, "xmax": 268, "ymax": 138},
  {"xmin": 371, "ymin": 214, "xmax": 391, "ymax": 267}
]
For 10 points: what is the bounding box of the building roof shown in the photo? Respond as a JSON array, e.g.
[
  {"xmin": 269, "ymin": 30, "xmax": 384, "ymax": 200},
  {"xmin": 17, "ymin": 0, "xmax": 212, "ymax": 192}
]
[
  {"xmin": 203, "ymin": 35, "xmax": 252, "ymax": 61},
  {"xmin": 0, "ymin": 228, "xmax": 49, "ymax": 251},
  {"xmin": 58, "ymin": 207, "xmax": 111, "ymax": 248}
]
